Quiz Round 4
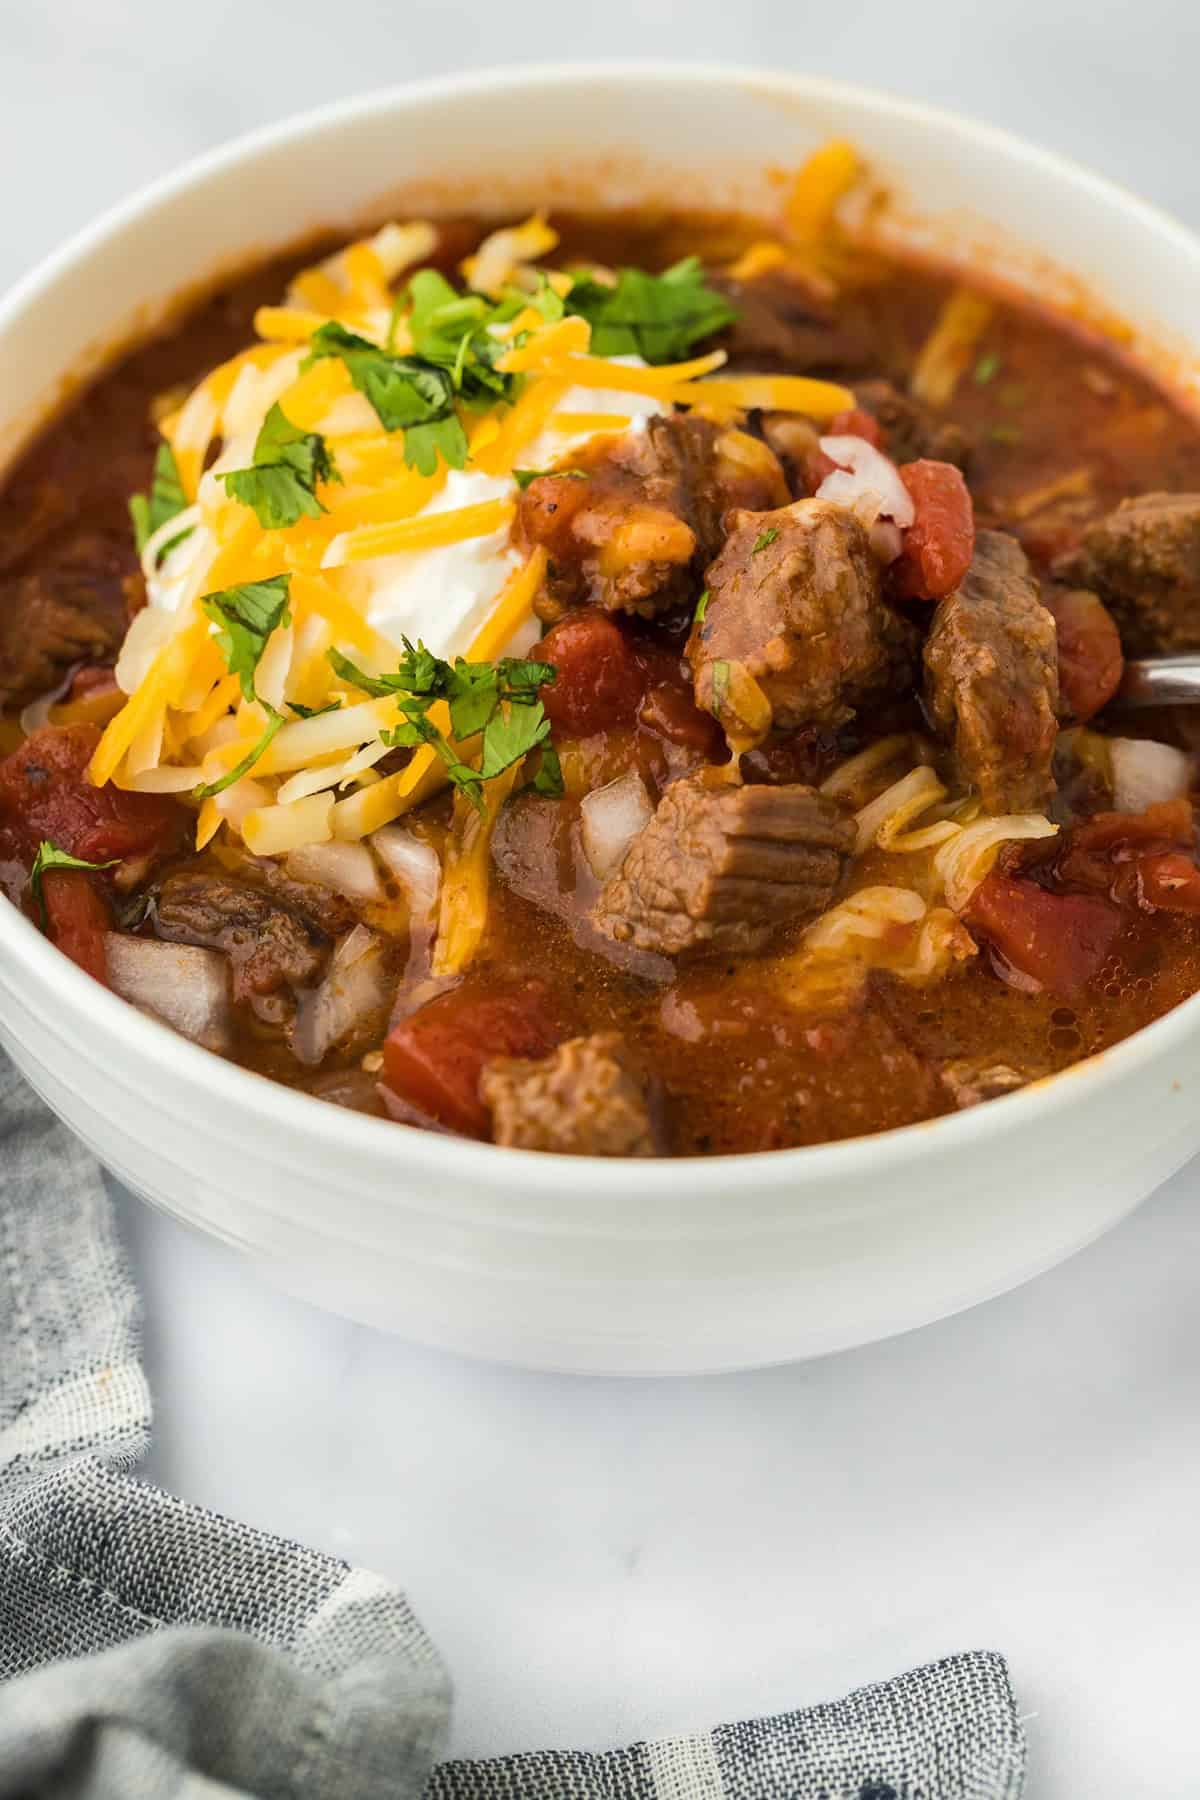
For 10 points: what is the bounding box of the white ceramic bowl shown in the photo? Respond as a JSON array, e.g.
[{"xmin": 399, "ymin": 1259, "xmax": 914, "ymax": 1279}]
[{"xmin": 4, "ymin": 65, "xmax": 1200, "ymax": 1375}]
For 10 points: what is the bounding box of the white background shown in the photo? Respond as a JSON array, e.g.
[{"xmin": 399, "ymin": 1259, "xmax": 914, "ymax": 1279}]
[{"xmin": 5, "ymin": 4, "xmax": 1200, "ymax": 1793}]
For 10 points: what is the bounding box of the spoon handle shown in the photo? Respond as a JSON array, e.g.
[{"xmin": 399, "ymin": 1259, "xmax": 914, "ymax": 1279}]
[{"xmin": 1118, "ymin": 656, "xmax": 1200, "ymax": 706}]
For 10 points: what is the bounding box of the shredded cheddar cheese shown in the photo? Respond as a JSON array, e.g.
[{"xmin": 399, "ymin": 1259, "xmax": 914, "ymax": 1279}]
[{"xmin": 96, "ymin": 157, "xmax": 872, "ymax": 914}]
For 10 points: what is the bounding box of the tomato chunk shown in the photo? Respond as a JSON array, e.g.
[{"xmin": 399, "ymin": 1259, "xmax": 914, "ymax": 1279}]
[
  {"xmin": 1068, "ymin": 799, "xmax": 1193, "ymax": 856},
  {"xmin": 1054, "ymin": 801, "xmax": 1200, "ymax": 912},
  {"xmin": 891, "ymin": 460, "xmax": 976, "ymax": 602},
  {"xmin": 382, "ymin": 979, "xmax": 566, "ymax": 1137},
  {"xmin": 1043, "ymin": 587, "xmax": 1124, "ymax": 722},
  {"xmin": 827, "ymin": 406, "xmax": 883, "ymax": 447},
  {"xmin": 42, "ymin": 868, "xmax": 110, "ymax": 984},
  {"xmin": 537, "ymin": 610, "xmax": 646, "ymax": 737},
  {"xmin": 1136, "ymin": 852, "xmax": 1200, "ymax": 913},
  {"xmin": 965, "ymin": 869, "xmax": 1122, "ymax": 994},
  {"xmin": 0, "ymin": 724, "xmax": 186, "ymax": 867}
]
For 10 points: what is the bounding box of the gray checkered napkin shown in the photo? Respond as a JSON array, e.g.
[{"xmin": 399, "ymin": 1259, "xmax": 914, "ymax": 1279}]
[{"xmin": 0, "ymin": 1052, "xmax": 1025, "ymax": 1798}]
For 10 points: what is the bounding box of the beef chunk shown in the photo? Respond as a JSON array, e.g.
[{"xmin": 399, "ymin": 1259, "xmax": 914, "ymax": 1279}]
[
  {"xmin": 482, "ymin": 1032, "xmax": 658, "ymax": 1156},
  {"xmin": 518, "ymin": 415, "xmax": 787, "ymax": 621},
  {"xmin": 591, "ymin": 768, "xmax": 854, "ymax": 958},
  {"xmin": 153, "ymin": 872, "xmax": 332, "ymax": 1009},
  {"xmin": 923, "ymin": 531, "xmax": 1058, "ymax": 813},
  {"xmin": 0, "ymin": 534, "xmax": 129, "ymax": 706},
  {"xmin": 689, "ymin": 498, "xmax": 918, "ymax": 743},
  {"xmin": 855, "ymin": 379, "xmax": 972, "ymax": 471},
  {"xmin": 707, "ymin": 268, "xmax": 870, "ymax": 371},
  {"xmin": 1053, "ymin": 492, "xmax": 1200, "ymax": 654}
]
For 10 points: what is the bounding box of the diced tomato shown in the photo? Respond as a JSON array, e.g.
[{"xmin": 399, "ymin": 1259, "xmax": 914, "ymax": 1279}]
[
  {"xmin": 891, "ymin": 460, "xmax": 975, "ymax": 602},
  {"xmin": 828, "ymin": 406, "xmax": 883, "ymax": 447},
  {"xmin": 516, "ymin": 470, "xmax": 597, "ymax": 564},
  {"xmin": 381, "ymin": 979, "xmax": 566, "ymax": 1137},
  {"xmin": 42, "ymin": 868, "xmax": 110, "ymax": 984},
  {"xmin": 537, "ymin": 610, "xmax": 646, "ymax": 737},
  {"xmin": 1053, "ymin": 801, "xmax": 1200, "ymax": 913},
  {"xmin": 0, "ymin": 724, "xmax": 186, "ymax": 867},
  {"xmin": 1068, "ymin": 799, "xmax": 1193, "ymax": 856},
  {"xmin": 1136, "ymin": 853, "xmax": 1200, "ymax": 913},
  {"xmin": 1043, "ymin": 587, "xmax": 1124, "ymax": 722},
  {"xmin": 965, "ymin": 870, "xmax": 1122, "ymax": 994}
]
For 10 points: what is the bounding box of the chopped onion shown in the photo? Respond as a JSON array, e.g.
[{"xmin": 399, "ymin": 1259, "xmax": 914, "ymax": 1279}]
[
  {"xmin": 285, "ymin": 840, "xmax": 383, "ymax": 903},
  {"xmin": 868, "ymin": 518, "xmax": 904, "ymax": 565},
  {"xmin": 816, "ymin": 435, "xmax": 915, "ymax": 530},
  {"xmin": 105, "ymin": 935, "xmax": 232, "ymax": 1053},
  {"xmin": 292, "ymin": 925, "xmax": 394, "ymax": 1067},
  {"xmin": 18, "ymin": 693, "xmax": 56, "ymax": 737},
  {"xmin": 372, "ymin": 826, "xmax": 441, "ymax": 916},
  {"xmin": 1109, "ymin": 738, "xmax": 1194, "ymax": 814},
  {"xmin": 581, "ymin": 772, "xmax": 654, "ymax": 879}
]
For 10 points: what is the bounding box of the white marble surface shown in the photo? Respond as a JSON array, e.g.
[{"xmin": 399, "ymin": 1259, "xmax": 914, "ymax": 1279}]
[{"xmin": 6, "ymin": 4, "xmax": 1200, "ymax": 1793}]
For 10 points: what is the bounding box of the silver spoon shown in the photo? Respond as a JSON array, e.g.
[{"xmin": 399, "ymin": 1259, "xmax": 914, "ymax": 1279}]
[{"xmin": 1118, "ymin": 656, "xmax": 1200, "ymax": 707}]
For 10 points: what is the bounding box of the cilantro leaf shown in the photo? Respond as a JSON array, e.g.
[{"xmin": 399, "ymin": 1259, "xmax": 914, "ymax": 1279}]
[
  {"xmin": 752, "ymin": 528, "xmax": 780, "ymax": 555},
  {"xmin": 288, "ymin": 698, "xmax": 342, "ymax": 719},
  {"xmin": 513, "ymin": 467, "xmax": 588, "ymax": 491},
  {"xmin": 327, "ymin": 640, "xmax": 558, "ymax": 813},
  {"xmin": 305, "ymin": 321, "xmax": 468, "ymax": 475},
  {"xmin": 29, "ymin": 841, "xmax": 117, "ymax": 928},
  {"xmin": 221, "ymin": 403, "xmax": 341, "ymax": 529},
  {"xmin": 476, "ymin": 700, "xmax": 552, "ymax": 780},
  {"xmin": 201, "ymin": 575, "xmax": 292, "ymax": 703},
  {"xmin": 974, "ymin": 351, "xmax": 1001, "ymax": 385},
  {"xmin": 129, "ymin": 443, "xmax": 192, "ymax": 561},
  {"xmin": 564, "ymin": 256, "xmax": 736, "ymax": 363},
  {"xmin": 193, "ymin": 707, "xmax": 285, "ymax": 800},
  {"xmin": 532, "ymin": 742, "xmax": 564, "ymax": 797}
]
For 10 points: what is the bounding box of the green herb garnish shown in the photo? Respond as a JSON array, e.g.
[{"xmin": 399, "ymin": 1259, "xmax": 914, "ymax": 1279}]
[
  {"xmin": 989, "ymin": 424, "xmax": 1022, "ymax": 447},
  {"xmin": 193, "ymin": 574, "xmax": 293, "ymax": 798},
  {"xmin": 221, "ymin": 404, "xmax": 341, "ymax": 529},
  {"xmin": 129, "ymin": 443, "xmax": 192, "ymax": 562},
  {"xmin": 330, "ymin": 641, "xmax": 557, "ymax": 812},
  {"xmin": 200, "ymin": 575, "xmax": 292, "ymax": 703},
  {"xmin": 693, "ymin": 589, "xmax": 710, "ymax": 624},
  {"xmin": 711, "ymin": 659, "xmax": 731, "ymax": 714},
  {"xmin": 304, "ymin": 322, "xmax": 468, "ymax": 476},
  {"xmin": 973, "ymin": 351, "xmax": 1001, "ymax": 385},
  {"xmin": 29, "ymin": 842, "xmax": 118, "ymax": 928},
  {"xmin": 287, "ymin": 698, "xmax": 343, "ymax": 720},
  {"xmin": 513, "ymin": 467, "xmax": 588, "ymax": 491},
  {"xmin": 563, "ymin": 256, "xmax": 735, "ymax": 363},
  {"xmin": 752, "ymin": 528, "xmax": 779, "ymax": 555},
  {"xmin": 193, "ymin": 710, "xmax": 286, "ymax": 799}
]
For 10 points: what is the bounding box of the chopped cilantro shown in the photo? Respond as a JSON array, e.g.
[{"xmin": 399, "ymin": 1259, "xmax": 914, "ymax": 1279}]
[
  {"xmin": 711, "ymin": 659, "xmax": 731, "ymax": 715},
  {"xmin": 129, "ymin": 443, "xmax": 191, "ymax": 562},
  {"xmin": 531, "ymin": 742, "xmax": 564, "ymax": 798},
  {"xmin": 288, "ymin": 698, "xmax": 342, "ymax": 720},
  {"xmin": 973, "ymin": 351, "xmax": 1001, "ymax": 385},
  {"xmin": 304, "ymin": 322, "xmax": 468, "ymax": 476},
  {"xmin": 513, "ymin": 466, "xmax": 588, "ymax": 491},
  {"xmin": 200, "ymin": 575, "xmax": 292, "ymax": 703},
  {"xmin": 29, "ymin": 841, "xmax": 117, "ymax": 928},
  {"xmin": 193, "ymin": 708, "xmax": 285, "ymax": 800},
  {"xmin": 751, "ymin": 528, "xmax": 779, "ymax": 555},
  {"xmin": 693, "ymin": 589, "xmax": 710, "ymax": 624},
  {"xmin": 564, "ymin": 256, "xmax": 736, "ymax": 363},
  {"xmin": 221, "ymin": 404, "xmax": 341, "ymax": 529},
  {"xmin": 330, "ymin": 640, "xmax": 557, "ymax": 812}
]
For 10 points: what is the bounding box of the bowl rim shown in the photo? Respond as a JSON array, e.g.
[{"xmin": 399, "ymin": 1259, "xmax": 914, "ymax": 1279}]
[{"xmin": 4, "ymin": 58, "xmax": 1200, "ymax": 1199}]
